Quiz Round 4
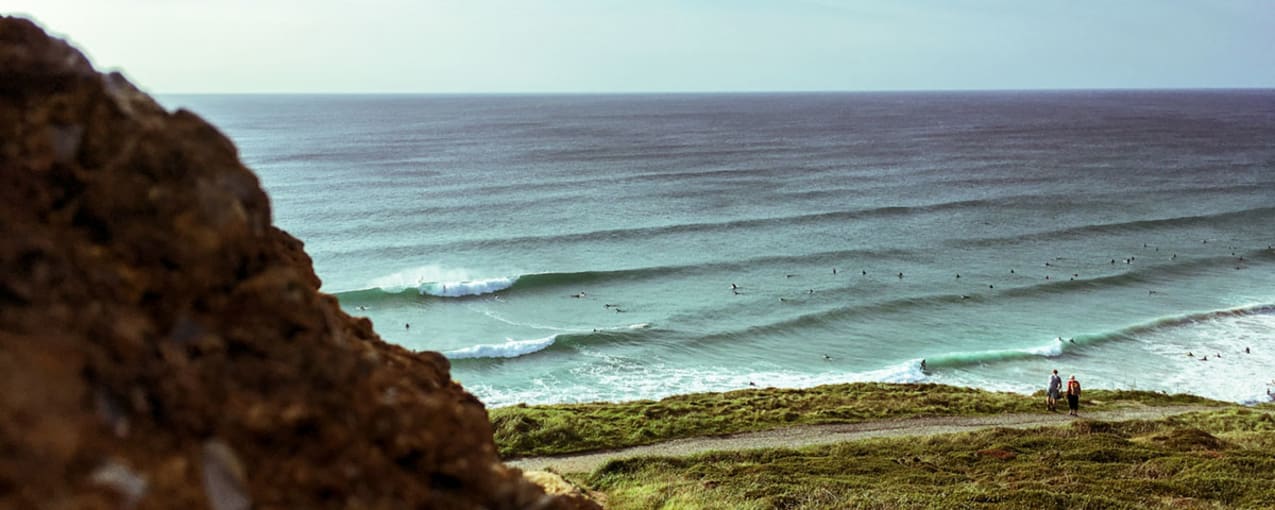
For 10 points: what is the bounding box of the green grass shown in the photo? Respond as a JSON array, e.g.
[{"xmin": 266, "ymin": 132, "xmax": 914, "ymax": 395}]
[
  {"xmin": 492, "ymin": 383, "xmax": 1222, "ymax": 457},
  {"xmin": 588, "ymin": 408, "xmax": 1275, "ymax": 509}
]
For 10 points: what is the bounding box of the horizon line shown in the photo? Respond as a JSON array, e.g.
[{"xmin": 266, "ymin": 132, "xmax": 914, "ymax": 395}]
[{"xmin": 154, "ymin": 86, "xmax": 1275, "ymax": 96}]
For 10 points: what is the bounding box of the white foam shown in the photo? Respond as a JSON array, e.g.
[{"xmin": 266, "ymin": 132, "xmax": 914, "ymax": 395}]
[
  {"xmin": 470, "ymin": 353, "xmax": 934, "ymax": 407},
  {"xmin": 421, "ymin": 277, "xmax": 517, "ymax": 297},
  {"xmin": 444, "ymin": 335, "xmax": 556, "ymax": 359},
  {"xmin": 1133, "ymin": 311, "xmax": 1275, "ymax": 403},
  {"xmin": 367, "ymin": 265, "xmax": 478, "ymax": 293},
  {"xmin": 851, "ymin": 359, "xmax": 928, "ymax": 383},
  {"xmin": 1023, "ymin": 340, "xmax": 1065, "ymax": 357},
  {"xmin": 465, "ymin": 308, "xmax": 1275, "ymax": 408}
]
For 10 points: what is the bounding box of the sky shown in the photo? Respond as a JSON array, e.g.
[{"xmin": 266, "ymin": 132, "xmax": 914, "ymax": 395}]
[{"xmin": 7, "ymin": 0, "xmax": 1274, "ymax": 94}]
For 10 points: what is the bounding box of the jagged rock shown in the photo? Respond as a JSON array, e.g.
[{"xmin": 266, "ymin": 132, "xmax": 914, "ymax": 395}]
[{"xmin": 0, "ymin": 16, "xmax": 598, "ymax": 510}]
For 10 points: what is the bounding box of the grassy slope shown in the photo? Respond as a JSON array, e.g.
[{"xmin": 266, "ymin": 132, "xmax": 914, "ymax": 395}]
[
  {"xmin": 492, "ymin": 383, "xmax": 1221, "ymax": 458},
  {"xmin": 589, "ymin": 407, "xmax": 1275, "ymax": 509}
]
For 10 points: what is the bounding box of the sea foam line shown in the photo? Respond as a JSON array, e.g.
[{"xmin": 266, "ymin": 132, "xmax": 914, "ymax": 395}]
[
  {"xmin": 419, "ymin": 277, "xmax": 517, "ymax": 297},
  {"xmin": 444, "ymin": 323, "xmax": 653, "ymax": 360},
  {"xmin": 445, "ymin": 335, "xmax": 557, "ymax": 359}
]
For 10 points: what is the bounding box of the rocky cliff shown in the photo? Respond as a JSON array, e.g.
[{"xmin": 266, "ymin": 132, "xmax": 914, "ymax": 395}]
[{"xmin": 0, "ymin": 17, "xmax": 597, "ymax": 510}]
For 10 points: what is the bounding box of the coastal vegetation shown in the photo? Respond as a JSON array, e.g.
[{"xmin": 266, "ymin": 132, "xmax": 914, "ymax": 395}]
[
  {"xmin": 492, "ymin": 383, "xmax": 1222, "ymax": 458},
  {"xmin": 588, "ymin": 407, "xmax": 1275, "ymax": 509},
  {"xmin": 497, "ymin": 384, "xmax": 1274, "ymax": 509}
]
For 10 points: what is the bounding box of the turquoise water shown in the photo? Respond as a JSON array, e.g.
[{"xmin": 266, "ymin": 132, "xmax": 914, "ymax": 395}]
[{"xmin": 163, "ymin": 92, "xmax": 1275, "ymax": 406}]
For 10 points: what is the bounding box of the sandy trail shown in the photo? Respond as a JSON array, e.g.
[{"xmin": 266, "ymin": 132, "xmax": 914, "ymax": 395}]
[{"xmin": 507, "ymin": 405, "xmax": 1227, "ymax": 474}]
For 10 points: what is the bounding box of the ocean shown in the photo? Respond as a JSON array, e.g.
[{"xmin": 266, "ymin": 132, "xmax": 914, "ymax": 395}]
[{"xmin": 161, "ymin": 91, "xmax": 1275, "ymax": 407}]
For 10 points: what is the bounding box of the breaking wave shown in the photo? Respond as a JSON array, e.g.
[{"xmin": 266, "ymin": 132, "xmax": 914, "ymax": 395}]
[{"xmin": 445, "ymin": 323, "xmax": 653, "ymax": 361}]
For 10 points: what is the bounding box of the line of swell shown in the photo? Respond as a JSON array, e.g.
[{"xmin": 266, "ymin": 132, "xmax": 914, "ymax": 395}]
[
  {"xmin": 323, "ymin": 195, "xmax": 1049, "ymax": 261},
  {"xmin": 950, "ymin": 206, "xmax": 1275, "ymax": 249},
  {"xmin": 446, "ymin": 323, "xmax": 654, "ymax": 362},
  {"xmin": 403, "ymin": 161, "xmax": 832, "ymax": 205},
  {"xmin": 330, "ymin": 269, "xmax": 648, "ymax": 303},
  {"xmin": 695, "ymin": 249, "xmax": 1274, "ymax": 344},
  {"xmin": 329, "ymin": 246, "xmax": 921, "ymax": 303},
  {"xmin": 923, "ymin": 302, "xmax": 1275, "ymax": 370},
  {"xmin": 301, "ymin": 181, "xmax": 1268, "ymax": 235}
]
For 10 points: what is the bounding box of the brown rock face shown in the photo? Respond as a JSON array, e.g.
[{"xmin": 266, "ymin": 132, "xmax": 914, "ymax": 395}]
[{"xmin": 0, "ymin": 17, "xmax": 597, "ymax": 510}]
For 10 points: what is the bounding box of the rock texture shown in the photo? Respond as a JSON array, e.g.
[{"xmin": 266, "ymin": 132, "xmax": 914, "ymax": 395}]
[{"xmin": 0, "ymin": 17, "xmax": 598, "ymax": 510}]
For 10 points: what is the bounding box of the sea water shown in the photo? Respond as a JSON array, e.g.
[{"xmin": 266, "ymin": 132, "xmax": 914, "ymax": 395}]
[{"xmin": 162, "ymin": 91, "xmax": 1275, "ymax": 407}]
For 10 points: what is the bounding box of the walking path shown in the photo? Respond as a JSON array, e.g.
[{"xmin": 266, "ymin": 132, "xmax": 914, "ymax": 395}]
[{"xmin": 508, "ymin": 405, "xmax": 1228, "ymax": 474}]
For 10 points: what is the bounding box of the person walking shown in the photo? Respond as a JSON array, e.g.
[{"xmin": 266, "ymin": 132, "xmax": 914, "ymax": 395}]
[
  {"xmin": 1046, "ymin": 369, "xmax": 1062, "ymax": 412},
  {"xmin": 1066, "ymin": 375, "xmax": 1082, "ymax": 416}
]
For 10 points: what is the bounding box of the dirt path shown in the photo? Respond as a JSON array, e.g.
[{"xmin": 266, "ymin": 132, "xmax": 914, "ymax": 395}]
[{"xmin": 508, "ymin": 405, "xmax": 1226, "ymax": 474}]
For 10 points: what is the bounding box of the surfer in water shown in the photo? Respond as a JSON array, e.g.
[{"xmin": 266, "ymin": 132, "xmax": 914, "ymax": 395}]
[{"xmin": 920, "ymin": 359, "xmax": 927, "ymax": 371}]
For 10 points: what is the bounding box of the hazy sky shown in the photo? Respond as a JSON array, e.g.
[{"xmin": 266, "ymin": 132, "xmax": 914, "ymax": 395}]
[{"xmin": 8, "ymin": 0, "xmax": 1274, "ymax": 93}]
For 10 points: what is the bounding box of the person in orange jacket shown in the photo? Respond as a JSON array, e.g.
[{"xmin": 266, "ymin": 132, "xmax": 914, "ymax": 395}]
[{"xmin": 1066, "ymin": 375, "xmax": 1082, "ymax": 416}]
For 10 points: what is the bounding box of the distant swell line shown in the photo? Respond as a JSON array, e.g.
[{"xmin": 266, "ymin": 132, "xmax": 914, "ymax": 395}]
[
  {"xmin": 331, "ymin": 247, "xmax": 921, "ymax": 303},
  {"xmin": 322, "ymin": 195, "xmax": 1055, "ymax": 260},
  {"xmin": 923, "ymin": 302, "xmax": 1275, "ymax": 370},
  {"xmin": 952, "ymin": 206, "xmax": 1275, "ymax": 249},
  {"xmin": 331, "ymin": 267, "xmax": 679, "ymax": 303},
  {"xmin": 699, "ymin": 250, "xmax": 1274, "ymax": 343}
]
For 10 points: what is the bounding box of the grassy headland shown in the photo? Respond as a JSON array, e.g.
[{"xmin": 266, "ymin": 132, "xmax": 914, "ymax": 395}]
[
  {"xmin": 492, "ymin": 383, "xmax": 1222, "ymax": 458},
  {"xmin": 589, "ymin": 407, "xmax": 1275, "ymax": 509}
]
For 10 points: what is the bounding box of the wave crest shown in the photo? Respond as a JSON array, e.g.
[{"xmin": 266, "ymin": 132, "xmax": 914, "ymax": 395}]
[
  {"xmin": 445, "ymin": 336, "xmax": 557, "ymax": 359},
  {"xmin": 420, "ymin": 277, "xmax": 517, "ymax": 297},
  {"xmin": 445, "ymin": 323, "xmax": 654, "ymax": 361}
]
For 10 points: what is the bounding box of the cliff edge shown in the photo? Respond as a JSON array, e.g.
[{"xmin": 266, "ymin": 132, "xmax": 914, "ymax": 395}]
[{"xmin": 0, "ymin": 17, "xmax": 596, "ymax": 510}]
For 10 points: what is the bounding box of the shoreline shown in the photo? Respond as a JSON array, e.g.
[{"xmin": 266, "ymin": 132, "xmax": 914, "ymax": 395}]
[{"xmin": 481, "ymin": 375, "xmax": 1275, "ymax": 411}]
